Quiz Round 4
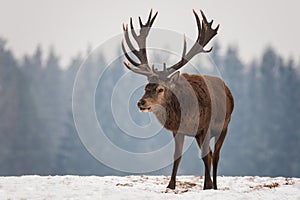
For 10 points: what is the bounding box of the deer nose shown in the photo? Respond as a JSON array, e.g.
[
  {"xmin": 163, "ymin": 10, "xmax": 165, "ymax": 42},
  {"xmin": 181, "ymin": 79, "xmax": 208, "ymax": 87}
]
[{"xmin": 137, "ymin": 99, "xmax": 146, "ymax": 107}]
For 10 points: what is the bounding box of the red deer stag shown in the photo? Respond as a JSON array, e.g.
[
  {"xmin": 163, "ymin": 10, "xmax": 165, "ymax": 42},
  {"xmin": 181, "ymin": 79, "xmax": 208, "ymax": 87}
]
[{"xmin": 121, "ymin": 9, "xmax": 234, "ymax": 190}]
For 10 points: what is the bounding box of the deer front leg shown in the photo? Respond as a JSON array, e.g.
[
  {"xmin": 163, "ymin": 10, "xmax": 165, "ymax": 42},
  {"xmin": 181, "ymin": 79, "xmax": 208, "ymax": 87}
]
[{"xmin": 167, "ymin": 132, "xmax": 184, "ymax": 189}]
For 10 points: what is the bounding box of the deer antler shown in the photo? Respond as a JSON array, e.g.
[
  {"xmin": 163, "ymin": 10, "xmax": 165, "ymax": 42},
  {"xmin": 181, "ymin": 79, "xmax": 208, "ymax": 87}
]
[
  {"xmin": 121, "ymin": 9, "xmax": 158, "ymax": 77},
  {"xmin": 121, "ymin": 9, "xmax": 219, "ymax": 80},
  {"xmin": 166, "ymin": 9, "xmax": 219, "ymax": 75}
]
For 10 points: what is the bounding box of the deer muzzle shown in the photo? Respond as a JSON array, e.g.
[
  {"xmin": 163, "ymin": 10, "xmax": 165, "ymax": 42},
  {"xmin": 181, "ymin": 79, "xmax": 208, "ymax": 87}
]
[{"xmin": 137, "ymin": 99, "xmax": 151, "ymax": 112}]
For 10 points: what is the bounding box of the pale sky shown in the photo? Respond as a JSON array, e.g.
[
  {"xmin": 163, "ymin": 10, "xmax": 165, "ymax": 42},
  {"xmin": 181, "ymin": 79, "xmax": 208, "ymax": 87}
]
[{"xmin": 0, "ymin": 0, "xmax": 299, "ymax": 67}]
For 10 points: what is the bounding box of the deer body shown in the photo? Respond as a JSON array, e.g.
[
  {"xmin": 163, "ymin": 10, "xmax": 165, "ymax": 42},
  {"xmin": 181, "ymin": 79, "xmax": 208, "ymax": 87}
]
[
  {"xmin": 121, "ymin": 9, "xmax": 234, "ymax": 190},
  {"xmin": 150, "ymin": 73, "xmax": 233, "ymax": 135}
]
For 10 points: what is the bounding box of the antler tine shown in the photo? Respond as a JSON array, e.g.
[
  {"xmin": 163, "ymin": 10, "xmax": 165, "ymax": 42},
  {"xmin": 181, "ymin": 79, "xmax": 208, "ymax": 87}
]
[
  {"xmin": 121, "ymin": 39, "xmax": 140, "ymax": 66},
  {"xmin": 166, "ymin": 9, "xmax": 219, "ymax": 75},
  {"xmin": 182, "ymin": 35, "xmax": 187, "ymax": 61},
  {"xmin": 166, "ymin": 35, "xmax": 187, "ymax": 74},
  {"xmin": 163, "ymin": 62, "xmax": 167, "ymax": 72},
  {"xmin": 146, "ymin": 9, "xmax": 153, "ymax": 26},
  {"xmin": 193, "ymin": 9, "xmax": 201, "ymax": 41},
  {"xmin": 130, "ymin": 18, "xmax": 138, "ymax": 40},
  {"xmin": 150, "ymin": 11, "xmax": 158, "ymax": 27}
]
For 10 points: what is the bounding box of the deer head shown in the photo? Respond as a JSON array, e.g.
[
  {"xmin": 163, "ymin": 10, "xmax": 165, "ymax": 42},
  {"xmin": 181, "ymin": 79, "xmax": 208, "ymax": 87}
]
[{"xmin": 121, "ymin": 9, "xmax": 219, "ymax": 112}]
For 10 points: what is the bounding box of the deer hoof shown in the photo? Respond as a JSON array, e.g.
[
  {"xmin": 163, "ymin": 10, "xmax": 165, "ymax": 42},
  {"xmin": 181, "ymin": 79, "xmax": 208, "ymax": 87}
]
[{"xmin": 167, "ymin": 182, "xmax": 175, "ymax": 190}]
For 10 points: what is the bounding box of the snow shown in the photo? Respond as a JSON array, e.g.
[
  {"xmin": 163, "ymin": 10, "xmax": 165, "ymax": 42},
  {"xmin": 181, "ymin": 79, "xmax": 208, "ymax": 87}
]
[{"xmin": 0, "ymin": 175, "xmax": 299, "ymax": 200}]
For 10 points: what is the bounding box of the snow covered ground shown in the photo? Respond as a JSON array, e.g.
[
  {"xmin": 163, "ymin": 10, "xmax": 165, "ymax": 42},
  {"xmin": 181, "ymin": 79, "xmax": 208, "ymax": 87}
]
[{"xmin": 0, "ymin": 175, "xmax": 299, "ymax": 200}]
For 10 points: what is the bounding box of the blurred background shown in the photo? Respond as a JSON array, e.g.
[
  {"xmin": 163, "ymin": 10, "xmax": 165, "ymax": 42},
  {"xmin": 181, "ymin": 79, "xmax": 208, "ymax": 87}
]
[{"xmin": 0, "ymin": 0, "xmax": 299, "ymax": 177}]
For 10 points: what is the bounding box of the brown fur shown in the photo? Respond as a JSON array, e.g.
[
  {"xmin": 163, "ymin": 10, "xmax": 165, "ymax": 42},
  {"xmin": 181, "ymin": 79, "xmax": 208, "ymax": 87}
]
[{"xmin": 138, "ymin": 73, "xmax": 234, "ymax": 190}]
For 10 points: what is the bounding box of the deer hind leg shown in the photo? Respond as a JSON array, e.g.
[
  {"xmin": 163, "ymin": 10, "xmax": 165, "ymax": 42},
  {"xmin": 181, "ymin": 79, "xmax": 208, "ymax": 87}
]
[
  {"xmin": 195, "ymin": 130, "xmax": 213, "ymax": 190},
  {"xmin": 212, "ymin": 127, "xmax": 228, "ymax": 190},
  {"xmin": 167, "ymin": 132, "xmax": 184, "ymax": 189}
]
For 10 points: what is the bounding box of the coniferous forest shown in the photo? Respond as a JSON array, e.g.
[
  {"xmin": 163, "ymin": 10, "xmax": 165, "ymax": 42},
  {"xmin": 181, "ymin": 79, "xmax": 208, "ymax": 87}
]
[{"xmin": 0, "ymin": 37, "xmax": 299, "ymax": 177}]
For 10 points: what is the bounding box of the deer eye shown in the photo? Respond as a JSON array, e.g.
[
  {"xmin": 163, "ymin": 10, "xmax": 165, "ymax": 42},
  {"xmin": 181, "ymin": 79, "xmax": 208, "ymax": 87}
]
[{"xmin": 158, "ymin": 88, "xmax": 164, "ymax": 93}]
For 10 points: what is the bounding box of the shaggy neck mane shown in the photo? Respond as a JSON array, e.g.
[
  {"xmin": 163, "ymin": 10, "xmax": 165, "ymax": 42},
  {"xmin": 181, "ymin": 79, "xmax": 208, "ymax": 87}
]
[{"xmin": 153, "ymin": 83, "xmax": 184, "ymax": 131}]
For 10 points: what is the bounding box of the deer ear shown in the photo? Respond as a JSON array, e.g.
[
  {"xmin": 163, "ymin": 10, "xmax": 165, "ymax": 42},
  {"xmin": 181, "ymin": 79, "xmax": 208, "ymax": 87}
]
[
  {"xmin": 168, "ymin": 71, "xmax": 180, "ymax": 89},
  {"xmin": 169, "ymin": 71, "xmax": 180, "ymax": 84}
]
